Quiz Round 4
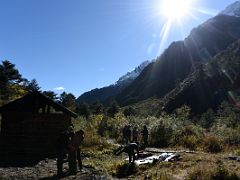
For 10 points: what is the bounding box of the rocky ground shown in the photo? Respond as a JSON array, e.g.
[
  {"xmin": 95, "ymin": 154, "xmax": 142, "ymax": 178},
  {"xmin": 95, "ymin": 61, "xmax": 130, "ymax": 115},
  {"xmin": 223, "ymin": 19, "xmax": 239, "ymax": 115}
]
[
  {"xmin": 0, "ymin": 159, "xmax": 111, "ymax": 180},
  {"xmin": 0, "ymin": 148, "xmax": 239, "ymax": 180}
]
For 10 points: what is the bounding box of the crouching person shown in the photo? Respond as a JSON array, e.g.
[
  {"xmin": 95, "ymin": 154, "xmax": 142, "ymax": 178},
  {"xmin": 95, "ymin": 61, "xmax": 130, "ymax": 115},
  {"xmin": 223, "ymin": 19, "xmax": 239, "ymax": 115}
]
[{"xmin": 114, "ymin": 143, "xmax": 139, "ymax": 163}]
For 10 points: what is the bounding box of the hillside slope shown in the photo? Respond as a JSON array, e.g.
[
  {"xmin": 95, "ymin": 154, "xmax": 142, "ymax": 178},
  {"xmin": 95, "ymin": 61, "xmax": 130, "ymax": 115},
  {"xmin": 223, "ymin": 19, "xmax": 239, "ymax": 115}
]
[
  {"xmin": 117, "ymin": 15, "xmax": 240, "ymax": 106},
  {"xmin": 163, "ymin": 40, "xmax": 240, "ymax": 113}
]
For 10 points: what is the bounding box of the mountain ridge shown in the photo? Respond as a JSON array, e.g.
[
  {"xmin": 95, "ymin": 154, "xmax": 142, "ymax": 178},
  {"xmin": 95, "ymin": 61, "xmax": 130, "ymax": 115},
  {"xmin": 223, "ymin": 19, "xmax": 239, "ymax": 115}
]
[
  {"xmin": 116, "ymin": 14, "xmax": 240, "ymax": 106},
  {"xmin": 220, "ymin": 1, "xmax": 240, "ymax": 17},
  {"xmin": 76, "ymin": 60, "xmax": 150, "ymax": 104}
]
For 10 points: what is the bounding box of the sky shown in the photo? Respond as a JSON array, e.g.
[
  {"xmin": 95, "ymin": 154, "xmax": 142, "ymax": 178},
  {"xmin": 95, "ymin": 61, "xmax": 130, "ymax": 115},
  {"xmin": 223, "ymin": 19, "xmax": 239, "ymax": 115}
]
[{"xmin": 0, "ymin": 0, "xmax": 238, "ymax": 97}]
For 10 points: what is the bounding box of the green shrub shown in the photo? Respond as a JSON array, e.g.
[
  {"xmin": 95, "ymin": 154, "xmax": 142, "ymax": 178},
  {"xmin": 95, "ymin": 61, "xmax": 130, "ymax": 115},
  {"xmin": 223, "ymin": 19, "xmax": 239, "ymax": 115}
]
[
  {"xmin": 217, "ymin": 101, "xmax": 240, "ymax": 128},
  {"xmin": 199, "ymin": 109, "xmax": 216, "ymax": 128},
  {"xmin": 188, "ymin": 163, "xmax": 239, "ymax": 180},
  {"xmin": 188, "ymin": 165, "xmax": 212, "ymax": 180},
  {"xmin": 123, "ymin": 107, "xmax": 137, "ymax": 117},
  {"xmin": 203, "ymin": 135, "xmax": 223, "ymax": 153},
  {"xmin": 224, "ymin": 127, "xmax": 240, "ymax": 146},
  {"xmin": 115, "ymin": 162, "xmax": 138, "ymax": 178},
  {"xmin": 97, "ymin": 114, "xmax": 125, "ymax": 139},
  {"xmin": 149, "ymin": 119, "xmax": 174, "ymax": 147},
  {"xmin": 181, "ymin": 125, "xmax": 199, "ymax": 136},
  {"xmin": 144, "ymin": 171, "xmax": 172, "ymax": 180},
  {"xmin": 172, "ymin": 124, "xmax": 204, "ymax": 148},
  {"xmin": 182, "ymin": 135, "xmax": 198, "ymax": 150},
  {"xmin": 236, "ymin": 149, "xmax": 240, "ymax": 156},
  {"xmin": 73, "ymin": 117, "xmax": 110, "ymax": 148},
  {"xmin": 211, "ymin": 164, "xmax": 239, "ymax": 180}
]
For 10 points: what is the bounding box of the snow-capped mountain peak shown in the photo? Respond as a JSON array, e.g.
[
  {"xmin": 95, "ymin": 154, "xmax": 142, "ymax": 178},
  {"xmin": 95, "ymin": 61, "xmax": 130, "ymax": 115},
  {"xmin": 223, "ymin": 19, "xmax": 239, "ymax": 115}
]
[
  {"xmin": 116, "ymin": 60, "xmax": 150, "ymax": 85},
  {"xmin": 220, "ymin": 1, "xmax": 240, "ymax": 17}
]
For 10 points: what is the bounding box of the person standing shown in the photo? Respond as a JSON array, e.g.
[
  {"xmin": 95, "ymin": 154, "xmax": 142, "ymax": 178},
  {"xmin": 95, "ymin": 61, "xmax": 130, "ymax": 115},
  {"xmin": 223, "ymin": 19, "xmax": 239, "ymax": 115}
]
[
  {"xmin": 142, "ymin": 125, "xmax": 149, "ymax": 148},
  {"xmin": 56, "ymin": 131, "xmax": 70, "ymax": 176},
  {"xmin": 68, "ymin": 132, "xmax": 77, "ymax": 175},
  {"xmin": 126, "ymin": 125, "xmax": 132, "ymax": 143},
  {"xmin": 68, "ymin": 129, "xmax": 85, "ymax": 175},
  {"xmin": 122, "ymin": 125, "xmax": 128, "ymax": 144},
  {"xmin": 73, "ymin": 130, "xmax": 84, "ymax": 171},
  {"xmin": 132, "ymin": 126, "xmax": 139, "ymax": 143}
]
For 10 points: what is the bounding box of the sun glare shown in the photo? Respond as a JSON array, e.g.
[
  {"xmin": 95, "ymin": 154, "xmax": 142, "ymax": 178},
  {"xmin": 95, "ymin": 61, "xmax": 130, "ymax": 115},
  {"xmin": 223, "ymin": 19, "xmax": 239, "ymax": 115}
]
[
  {"xmin": 153, "ymin": 0, "xmax": 218, "ymax": 55},
  {"xmin": 161, "ymin": 0, "xmax": 192, "ymax": 21},
  {"xmin": 154, "ymin": 0, "xmax": 196, "ymax": 55}
]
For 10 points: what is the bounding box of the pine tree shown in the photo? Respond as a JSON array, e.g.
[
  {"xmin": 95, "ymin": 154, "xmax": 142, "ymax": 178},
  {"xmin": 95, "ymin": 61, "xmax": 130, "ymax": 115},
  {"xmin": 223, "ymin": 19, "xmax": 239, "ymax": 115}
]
[
  {"xmin": 26, "ymin": 79, "xmax": 41, "ymax": 92},
  {"xmin": 60, "ymin": 92, "xmax": 76, "ymax": 110},
  {"xmin": 0, "ymin": 60, "xmax": 23, "ymax": 103},
  {"xmin": 90, "ymin": 101, "xmax": 103, "ymax": 114},
  {"xmin": 107, "ymin": 100, "xmax": 119, "ymax": 117},
  {"xmin": 77, "ymin": 102, "xmax": 90, "ymax": 119},
  {"xmin": 43, "ymin": 91, "xmax": 59, "ymax": 101}
]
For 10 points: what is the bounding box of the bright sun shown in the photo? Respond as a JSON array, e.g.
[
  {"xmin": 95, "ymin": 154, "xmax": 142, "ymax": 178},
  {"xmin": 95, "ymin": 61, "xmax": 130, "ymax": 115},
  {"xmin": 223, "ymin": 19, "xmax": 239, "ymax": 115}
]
[
  {"xmin": 154, "ymin": 0, "xmax": 195, "ymax": 54},
  {"xmin": 161, "ymin": 0, "xmax": 192, "ymax": 21},
  {"xmin": 154, "ymin": 0, "xmax": 215, "ymax": 54}
]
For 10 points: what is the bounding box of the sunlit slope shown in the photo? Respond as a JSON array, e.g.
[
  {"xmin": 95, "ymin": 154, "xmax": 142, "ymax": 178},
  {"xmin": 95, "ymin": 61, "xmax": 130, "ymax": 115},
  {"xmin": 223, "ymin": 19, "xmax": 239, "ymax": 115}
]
[{"xmin": 117, "ymin": 15, "xmax": 240, "ymax": 106}]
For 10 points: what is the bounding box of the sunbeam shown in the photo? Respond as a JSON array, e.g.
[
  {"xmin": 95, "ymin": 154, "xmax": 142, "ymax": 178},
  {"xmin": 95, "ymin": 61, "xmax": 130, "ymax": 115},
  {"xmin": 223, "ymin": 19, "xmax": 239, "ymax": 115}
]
[
  {"xmin": 158, "ymin": 19, "xmax": 173, "ymax": 54},
  {"xmin": 152, "ymin": 0, "xmax": 221, "ymax": 56},
  {"xmin": 197, "ymin": 8, "xmax": 219, "ymax": 16}
]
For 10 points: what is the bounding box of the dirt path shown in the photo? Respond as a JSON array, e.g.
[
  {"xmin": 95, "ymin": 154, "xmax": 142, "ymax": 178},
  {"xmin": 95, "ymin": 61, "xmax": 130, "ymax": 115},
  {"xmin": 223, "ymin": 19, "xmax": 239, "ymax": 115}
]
[{"xmin": 0, "ymin": 159, "xmax": 111, "ymax": 180}]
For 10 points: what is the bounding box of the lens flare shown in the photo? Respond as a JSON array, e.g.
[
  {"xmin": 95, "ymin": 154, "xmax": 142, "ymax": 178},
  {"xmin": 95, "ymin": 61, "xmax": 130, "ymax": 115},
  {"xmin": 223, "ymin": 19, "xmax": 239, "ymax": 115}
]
[{"xmin": 160, "ymin": 0, "xmax": 192, "ymax": 21}]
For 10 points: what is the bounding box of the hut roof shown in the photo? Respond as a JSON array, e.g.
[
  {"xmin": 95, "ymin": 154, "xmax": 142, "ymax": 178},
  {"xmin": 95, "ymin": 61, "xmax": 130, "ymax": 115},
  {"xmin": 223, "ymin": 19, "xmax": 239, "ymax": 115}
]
[{"xmin": 0, "ymin": 91, "xmax": 78, "ymax": 118}]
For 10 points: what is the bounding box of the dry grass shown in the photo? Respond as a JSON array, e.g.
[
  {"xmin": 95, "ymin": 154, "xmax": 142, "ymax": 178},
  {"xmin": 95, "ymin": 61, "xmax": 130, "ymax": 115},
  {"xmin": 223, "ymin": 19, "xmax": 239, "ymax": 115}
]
[
  {"xmin": 82, "ymin": 146, "xmax": 125, "ymax": 176},
  {"xmin": 142, "ymin": 153, "xmax": 240, "ymax": 179},
  {"xmin": 72, "ymin": 116, "xmax": 240, "ymax": 179},
  {"xmin": 127, "ymin": 152, "xmax": 239, "ymax": 179},
  {"xmin": 80, "ymin": 146, "xmax": 240, "ymax": 179}
]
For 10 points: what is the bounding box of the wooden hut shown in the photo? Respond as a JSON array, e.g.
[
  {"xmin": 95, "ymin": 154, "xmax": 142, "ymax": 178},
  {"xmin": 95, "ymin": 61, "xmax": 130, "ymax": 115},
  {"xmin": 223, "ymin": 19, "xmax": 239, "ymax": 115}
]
[{"xmin": 0, "ymin": 91, "xmax": 77, "ymax": 161}]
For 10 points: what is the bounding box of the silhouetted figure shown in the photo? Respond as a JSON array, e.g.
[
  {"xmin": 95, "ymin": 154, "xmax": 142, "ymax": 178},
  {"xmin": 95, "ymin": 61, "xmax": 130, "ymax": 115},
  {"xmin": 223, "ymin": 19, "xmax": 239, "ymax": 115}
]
[
  {"xmin": 126, "ymin": 125, "xmax": 132, "ymax": 143},
  {"xmin": 68, "ymin": 129, "xmax": 85, "ymax": 175},
  {"xmin": 132, "ymin": 127, "xmax": 139, "ymax": 143},
  {"xmin": 72, "ymin": 130, "xmax": 84, "ymax": 170},
  {"xmin": 114, "ymin": 143, "xmax": 139, "ymax": 163},
  {"xmin": 68, "ymin": 142, "xmax": 77, "ymax": 175},
  {"xmin": 142, "ymin": 125, "xmax": 149, "ymax": 148},
  {"xmin": 122, "ymin": 125, "xmax": 128, "ymax": 144},
  {"xmin": 56, "ymin": 131, "xmax": 71, "ymax": 176}
]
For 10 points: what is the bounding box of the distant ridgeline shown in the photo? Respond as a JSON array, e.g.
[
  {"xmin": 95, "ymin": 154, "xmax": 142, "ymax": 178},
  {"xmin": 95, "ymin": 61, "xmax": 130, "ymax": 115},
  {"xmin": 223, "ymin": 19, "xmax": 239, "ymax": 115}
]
[{"xmin": 76, "ymin": 61, "xmax": 150, "ymax": 105}]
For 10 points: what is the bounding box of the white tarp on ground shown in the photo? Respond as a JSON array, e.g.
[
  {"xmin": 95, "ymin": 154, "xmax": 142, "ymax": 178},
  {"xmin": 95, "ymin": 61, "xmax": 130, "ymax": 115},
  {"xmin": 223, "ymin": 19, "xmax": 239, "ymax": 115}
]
[{"xmin": 131, "ymin": 153, "xmax": 179, "ymax": 166}]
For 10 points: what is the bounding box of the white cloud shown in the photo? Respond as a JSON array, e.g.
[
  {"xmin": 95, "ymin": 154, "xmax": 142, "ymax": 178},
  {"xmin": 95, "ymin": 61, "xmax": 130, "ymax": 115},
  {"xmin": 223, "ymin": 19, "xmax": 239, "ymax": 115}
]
[{"xmin": 53, "ymin": 87, "xmax": 65, "ymax": 91}]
